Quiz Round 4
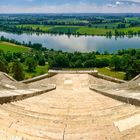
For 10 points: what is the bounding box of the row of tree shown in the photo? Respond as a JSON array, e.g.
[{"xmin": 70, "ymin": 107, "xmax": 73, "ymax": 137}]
[{"xmin": 48, "ymin": 49, "xmax": 140, "ymax": 80}]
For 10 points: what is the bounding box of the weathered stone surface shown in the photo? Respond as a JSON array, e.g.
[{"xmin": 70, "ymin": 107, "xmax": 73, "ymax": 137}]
[
  {"xmin": 114, "ymin": 114, "xmax": 140, "ymax": 132},
  {"xmin": 0, "ymin": 73, "xmax": 139, "ymax": 139}
]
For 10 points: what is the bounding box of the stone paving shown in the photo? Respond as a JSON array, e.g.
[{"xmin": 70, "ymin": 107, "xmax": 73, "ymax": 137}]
[{"xmin": 0, "ymin": 74, "xmax": 140, "ymax": 140}]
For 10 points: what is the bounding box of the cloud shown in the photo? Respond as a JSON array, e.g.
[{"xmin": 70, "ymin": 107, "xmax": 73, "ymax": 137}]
[
  {"xmin": 116, "ymin": 1, "xmax": 122, "ymax": 5},
  {"xmin": 117, "ymin": 0, "xmax": 140, "ymax": 5}
]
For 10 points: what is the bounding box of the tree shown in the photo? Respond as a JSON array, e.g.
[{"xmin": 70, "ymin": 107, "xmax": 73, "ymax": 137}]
[
  {"xmin": 110, "ymin": 55, "xmax": 122, "ymax": 71},
  {"xmin": 38, "ymin": 56, "xmax": 46, "ymax": 66},
  {"xmin": 0, "ymin": 57, "xmax": 9, "ymax": 73},
  {"xmin": 74, "ymin": 59, "xmax": 83, "ymax": 68},
  {"xmin": 26, "ymin": 57, "xmax": 37, "ymax": 72},
  {"xmin": 125, "ymin": 58, "xmax": 140, "ymax": 80},
  {"xmin": 84, "ymin": 60, "xmax": 96, "ymax": 68},
  {"xmin": 12, "ymin": 60, "xmax": 25, "ymax": 81},
  {"xmin": 49, "ymin": 54, "xmax": 69, "ymax": 68},
  {"xmin": 5, "ymin": 51, "xmax": 13, "ymax": 62}
]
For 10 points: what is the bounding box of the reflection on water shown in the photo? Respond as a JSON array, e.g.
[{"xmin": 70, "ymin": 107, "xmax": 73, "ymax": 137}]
[{"xmin": 0, "ymin": 31, "xmax": 140, "ymax": 53}]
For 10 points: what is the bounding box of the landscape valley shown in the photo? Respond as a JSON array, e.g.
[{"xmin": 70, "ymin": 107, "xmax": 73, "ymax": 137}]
[{"xmin": 0, "ymin": 0, "xmax": 140, "ymax": 139}]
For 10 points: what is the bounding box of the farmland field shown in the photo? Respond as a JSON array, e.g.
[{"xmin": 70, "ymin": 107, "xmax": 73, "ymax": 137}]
[{"xmin": 16, "ymin": 24, "xmax": 140, "ymax": 36}]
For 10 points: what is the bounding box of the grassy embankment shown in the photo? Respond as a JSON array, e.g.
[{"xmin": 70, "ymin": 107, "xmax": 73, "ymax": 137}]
[
  {"xmin": 95, "ymin": 67, "xmax": 125, "ymax": 80},
  {"xmin": 63, "ymin": 67, "xmax": 125, "ymax": 80},
  {"xmin": 17, "ymin": 24, "xmax": 140, "ymax": 36},
  {"xmin": 0, "ymin": 41, "xmax": 30, "ymax": 53}
]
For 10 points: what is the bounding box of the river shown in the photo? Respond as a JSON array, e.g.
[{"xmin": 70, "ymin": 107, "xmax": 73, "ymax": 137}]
[{"xmin": 0, "ymin": 31, "xmax": 140, "ymax": 53}]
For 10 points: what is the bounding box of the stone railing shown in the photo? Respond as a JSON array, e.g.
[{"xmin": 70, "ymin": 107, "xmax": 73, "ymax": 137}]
[
  {"xmin": 0, "ymin": 72, "xmax": 16, "ymax": 82},
  {"xmin": 21, "ymin": 73, "xmax": 56, "ymax": 84},
  {"xmin": 90, "ymin": 73, "xmax": 126, "ymax": 84},
  {"xmin": 90, "ymin": 86, "xmax": 140, "ymax": 107},
  {"xmin": 48, "ymin": 69, "xmax": 98, "ymax": 75},
  {"xmin": 0, "ymin": 85, "xmax": 56, "ymax": 104},
  {"xmin": 131, "ymin": 74, "xmax": 140, "ymax": 81}
]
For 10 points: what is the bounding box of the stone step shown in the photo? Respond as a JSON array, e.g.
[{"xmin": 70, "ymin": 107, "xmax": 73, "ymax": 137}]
[{"xmin": 0, "ymin": 117, "xmax": 63, "ymax": 140}]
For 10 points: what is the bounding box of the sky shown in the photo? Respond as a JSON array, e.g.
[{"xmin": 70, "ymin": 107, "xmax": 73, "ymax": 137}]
[{"xmin": 0, "ymin": 0, "xmax": 140, "ymax": 13}]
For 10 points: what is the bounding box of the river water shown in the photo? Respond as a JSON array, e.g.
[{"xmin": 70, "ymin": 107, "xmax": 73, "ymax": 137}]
[{"xmin": 0, "ymin": 31, "xmax": 140, "ymax": 53}]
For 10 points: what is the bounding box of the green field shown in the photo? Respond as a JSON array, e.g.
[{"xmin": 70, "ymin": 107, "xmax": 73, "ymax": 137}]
[
  {"xmin": 49, "ymin": 26, "xmax": 80, "ymax": 33},
  {"xmin": 95, "ymin": 67, "xmax": 125, "ymax": 80},
  {"xmin": 63, "ymin": 67, "xmax": 125, "ymax": 80},
  {"xmin": 96, "ymin": 55, "xmax": 112, "ymax": 59},
  {"xmin": 125, "ymin": 17, "xmax": 140, "ymax": 23},
  {"xmin": 91, "ymin": 22, "xmax": 130, "ymax": 29},
  {"xmin": 17, "ymin": 24, "xmax": 140, "ymax": 36},
  {"xmin": 0, "ymin": 42, "xmax": 30, "ymax": 53},
  {"xmin": 18, "ymin": 24, "xmax": 52, "ymax": 32}
]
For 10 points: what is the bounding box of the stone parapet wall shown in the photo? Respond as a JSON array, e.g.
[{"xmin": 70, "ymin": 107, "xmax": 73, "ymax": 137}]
[
  {"xmin": 0, "ymin": 72, "xmax": 16, "ymax": 82},
  {"xmin": 90, "ymin": 73, "xmax": 126, "ymax": 84},
  {"xmin": 131, "ymin": 74, "xmax": 140, "ymax": 81},
  {"xmin": 90, "ymin": 86, "xmax": 140, "ymax": 107},
  {"xmin": 0, "ymin": 85, "xmax": 56, "ymax": 104},
  {"xmin": 48, "ymin": 69, "xmax": 98, "ymax": 75},
  {"xmin": 22, "ymin": 73, "xmax": 56, "ymax": 84}
]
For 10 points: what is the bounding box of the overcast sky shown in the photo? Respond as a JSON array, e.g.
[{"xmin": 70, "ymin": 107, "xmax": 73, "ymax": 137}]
[{"xmin": 0, "ymin": 0, "xmax": 140, "ymax": 13}]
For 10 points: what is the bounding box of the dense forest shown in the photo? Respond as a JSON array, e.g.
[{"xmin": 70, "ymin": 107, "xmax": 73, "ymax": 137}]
[{"xmin": 0, "ymin": 36, "xmax": 140, "ymax": 81}]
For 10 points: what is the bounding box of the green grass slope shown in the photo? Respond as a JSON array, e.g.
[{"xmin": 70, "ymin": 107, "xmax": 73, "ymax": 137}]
[{"xmin": 0, "ymin": 42, "xmax": 30, "ymax": 53}]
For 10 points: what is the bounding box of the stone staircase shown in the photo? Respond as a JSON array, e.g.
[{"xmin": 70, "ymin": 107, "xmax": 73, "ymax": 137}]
[
  {"xmin": 0, "ymin": 88, "xmax": 139, "ymax": 140},
  {"xmin": 0, "ymin": 73, "xmax": 139, "ymax": 139}
]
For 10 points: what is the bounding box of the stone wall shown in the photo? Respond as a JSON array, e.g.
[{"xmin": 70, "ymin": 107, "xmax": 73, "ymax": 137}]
[
  {"xmin": 22, "ymin": 73, "xmax": 56, "ymax": 84},
  {"xmin": 90, "ymin": 73, "xmax": 126, "ymax": 84},
  {"xmin": 90, "ymin": 87, "xmax": 140, "ymax": 107},
  {"xmin": 48, "ymin": 69, "xmax": 98, "ymax": 75},
  {"xmin": 0, "ymin": 86, "xmax": 56, "ymax": 104}
]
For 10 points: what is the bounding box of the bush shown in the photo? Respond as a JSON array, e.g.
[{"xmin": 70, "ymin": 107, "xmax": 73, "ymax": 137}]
[{"xmin": 12, "ymin": 60, "xmax": 25, "ymax": 81}]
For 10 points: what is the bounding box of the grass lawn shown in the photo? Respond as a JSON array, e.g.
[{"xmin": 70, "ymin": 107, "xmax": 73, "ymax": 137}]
[
  {"xmin": 96, "ymin": 55, "xmax": 112, "ymax": 59},
  {"xmin": 0, "ymin": 41, "xmax": 30, "ymax": 53},
  {"xmin": 95, "ymin": 67, "xmax": 125, "ymax": 80},
  {"xmin": 24, "ymin": 64, "xmax": 49, "ymax": 79},
  {"xmin": 77, "ymin": 27, "xmax": 114, "ymax": 35},
  {"xmin": 63, "ymin": 67, "xmax": 125, "ymax": 80}
]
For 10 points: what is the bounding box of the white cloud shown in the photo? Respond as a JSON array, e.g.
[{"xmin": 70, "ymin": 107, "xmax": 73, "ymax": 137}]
[
  {"xmin": 119, "ymin": 0, "xmax": 140, "ymax": 5},
  {"xmin": 123, "ymin": 0, "xmax": 140, "ymax": 2},
  {"xmin": 116, "ymin": 1, "xmax": 122, "ymax": 5}
]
